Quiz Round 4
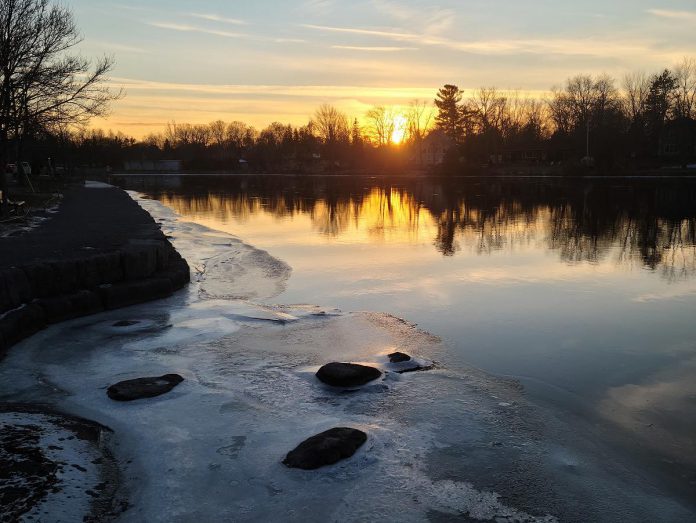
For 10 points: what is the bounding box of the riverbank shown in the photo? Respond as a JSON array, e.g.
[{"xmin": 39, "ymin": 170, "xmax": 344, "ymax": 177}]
[{"xmin": 0, "ymin": 182, "xmax": 190, "ymax": 358}]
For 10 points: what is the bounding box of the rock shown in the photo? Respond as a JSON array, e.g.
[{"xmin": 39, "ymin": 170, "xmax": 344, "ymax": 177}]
[
  {"xmin": 112, "ymin": 320, "xmax": 140, "ymax": 327},
  {"xmin": 388, "ymin": 351, "xmax": 411, "ymax": 363},
  {"xmin": 395, "ymin": 364, "xmax": 434, "ymax": 374},
  {"xmin": 107, "ymin": 374, "xmax": 184, "ymax": 401},
  {"xmin": 316, "ymin": 362, "xmax": 382, "ymax": 388},
  {"xmin": 283, "ymin": 427, "xmax": 367, "ymax": 470}
]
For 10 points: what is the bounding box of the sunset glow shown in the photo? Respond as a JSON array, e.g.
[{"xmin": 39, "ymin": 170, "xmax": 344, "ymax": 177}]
[
  {"xmin": 64, "ymin": 0, "xmax": 696, "ymax": 137},
  {"xmin": 391, "ymin": 114, "xmax": 407, "ymax": 144}
]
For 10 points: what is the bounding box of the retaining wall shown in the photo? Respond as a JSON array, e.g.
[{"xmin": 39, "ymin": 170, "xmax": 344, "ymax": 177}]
[{"xmin": 0, "ymin": 234, "xmax": 190, "ymax": 358}]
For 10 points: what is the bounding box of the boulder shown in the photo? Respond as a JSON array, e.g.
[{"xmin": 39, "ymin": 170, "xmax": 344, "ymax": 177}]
[
  {"xmin": 316, "ymin": 362, "xmax": 382, "ymax": 388},
  {"xmin": 283, "ymin": 427, "xmax": 367, "ymax": 470},
  {"xmin": 107, "ymin": 374, "xmax": 184, "ymax": 401},
  {"xmin": 388, "ymin": 351, "xmax": 411, "ymax": 363}
]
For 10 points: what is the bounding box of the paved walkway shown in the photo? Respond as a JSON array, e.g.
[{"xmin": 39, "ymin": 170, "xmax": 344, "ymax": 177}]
[{"xmin": 0, "ymin": 184, "xmax": 161, "ymax": 268}]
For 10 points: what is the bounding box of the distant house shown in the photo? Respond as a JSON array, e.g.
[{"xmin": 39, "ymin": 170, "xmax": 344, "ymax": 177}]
[
  {"xmin": 422, "ymin": 130, "xmax": 455, "ymax": 166},
  {"xmin": 124, "ymin": 159, "xmax": 183, "ymax": 172},
  {"xmin": 660, "ymin": 117, "xmax": 696, "ymax": 161},
  {"xmin": 498, "ymin": 144, "xmax": 548, "ymax": 164}
]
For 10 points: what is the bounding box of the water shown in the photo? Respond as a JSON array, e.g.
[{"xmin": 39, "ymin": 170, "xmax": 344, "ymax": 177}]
[
  {"xmin": 117, "ymin": 176, "xmax": 696, "ymax": 391},
  {"xmin": 2, "ymin": 174, "xmax": 695, "ymax": 521}
]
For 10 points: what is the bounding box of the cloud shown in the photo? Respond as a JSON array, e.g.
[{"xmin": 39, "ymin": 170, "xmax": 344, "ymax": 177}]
[
  {"xmin": 303, "ymin": 23, "xmax": 415, "ymax": 39},
  {"xmin": 302, "ymin": 23, "xmax": 683, "ymax": 58},
  {"xmin": 371, "ymin": 0, "xmax": 455, "ymax": 35},
  {"xmin": 148, "ymin": 21, "xmax": 246, "ymax": 38},
  {"xmin": 90, "ymin": 41, "xmax": 150, "ymax": 54},
  {"xmin": 108, "ymin": 77, "xmax": 439, "ymax": 99},
  {"xmin": 189, "ymin": 13, "xmax": 247, "ymax": 25},
  {"xmin": 331, "ymin": 45, "xmax": 417, "ymax": 52},
  {"xmin": 148, "ymin": 22, "xmax": 302, "ymax": 44},
  {"xmin": 646, "ymin": 8, "xmax": 696, "ymax": 21}
]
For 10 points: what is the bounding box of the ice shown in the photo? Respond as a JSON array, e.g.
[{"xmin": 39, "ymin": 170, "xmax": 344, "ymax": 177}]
[
  {"xmin": 0, "ymin": 191, "xmax": 694, "ymax": 522},
  {"xmin": 132, "ymin": 192, "xmax": 292, "ymax": 301}
]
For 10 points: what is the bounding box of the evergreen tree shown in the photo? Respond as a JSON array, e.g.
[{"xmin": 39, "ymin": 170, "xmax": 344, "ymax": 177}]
[{"xmin": 434, "ymin": 84, "xmax": 464, "ymax": 143}]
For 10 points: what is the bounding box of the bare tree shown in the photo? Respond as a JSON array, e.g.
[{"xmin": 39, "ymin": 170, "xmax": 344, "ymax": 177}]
[
  {"xmin": 565, "ymin": 75, "xmax": 596, "ymax": 125},
  {"xmin": 404, "ymin": 99, "xmax": 434, "ymax": 144},
  {"xmin": 623, "ymin": 71, "xmax": 650, "ymax": 122},
  {"xmin": 404, "ymin": 99, "xmax": 434, "ymax": 165},
  {"xmin": 208, "ymin": 120, "xmax": 227, "ymax": 148},
  {"xmin": 365, "ymin": 105, "xmax": 395, "ymax": 146},
  {"xmin": 674, "ymin": 57, "xmax": 696, "ymax": 119},
  {"xmin": 312, "ymin": 104, "xmax": 349, "ymax": 143},
  {"xmin": 0, "ymin": 0, "xmax": 119, "ymax": 203},
  {"xmin": 226, "ymin": 121, "xmax": 255, "ymax": 153}
]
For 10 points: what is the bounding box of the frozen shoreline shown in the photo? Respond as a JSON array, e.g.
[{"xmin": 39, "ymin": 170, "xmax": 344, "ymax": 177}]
[{"xmin": 1, "ymin": 192, "xmax": 694, "ymax": 522}]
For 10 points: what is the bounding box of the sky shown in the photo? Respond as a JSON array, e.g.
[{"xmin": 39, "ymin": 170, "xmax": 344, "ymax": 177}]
[{"xmin": 70, "ymin": 0, "xmax": 696, "ymax": 138}]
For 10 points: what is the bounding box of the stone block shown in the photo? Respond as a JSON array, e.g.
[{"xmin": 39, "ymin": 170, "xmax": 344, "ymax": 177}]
[
  {"xmin": 98, "ymin": 277, "xmax": 173, "ymax": 310},
  {"xmin": 0, "ymin": 304, "xmax": 47, "ymax": 346},
  {"xmin": 22, "ymin": 263, "xmax": 56, "ymax": 298}
]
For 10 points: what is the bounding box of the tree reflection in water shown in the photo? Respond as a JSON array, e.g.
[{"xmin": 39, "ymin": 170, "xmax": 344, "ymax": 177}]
[{"xmin": 116, "ymin": 175, "xmax": 696, "ymax": 281}]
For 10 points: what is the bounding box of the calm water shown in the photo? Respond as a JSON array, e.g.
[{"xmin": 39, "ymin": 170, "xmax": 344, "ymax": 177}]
[{"xmin": 113, "ymin": 174, "xmax": 696, "ymax": 475}]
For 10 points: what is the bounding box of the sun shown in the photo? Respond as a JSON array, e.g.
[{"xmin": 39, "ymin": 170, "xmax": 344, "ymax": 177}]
[{"xmin": 391, "ymin": 114, "xmax": 407, "ymax": 145}]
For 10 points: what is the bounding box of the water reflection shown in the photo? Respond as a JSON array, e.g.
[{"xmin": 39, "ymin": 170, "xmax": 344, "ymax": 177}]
[{"xmin": 114, "ymin": 175, "xmax": 696, "ymax": 280}]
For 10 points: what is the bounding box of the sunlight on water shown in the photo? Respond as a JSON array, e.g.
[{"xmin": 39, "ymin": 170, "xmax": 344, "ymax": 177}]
[
  {"xmin": 150, "ymin": 177, "xmax": 696, "ymax": 280},
  {"xmin": 113, "ymin": 175, "xmax": 696, "ymax": 476}
]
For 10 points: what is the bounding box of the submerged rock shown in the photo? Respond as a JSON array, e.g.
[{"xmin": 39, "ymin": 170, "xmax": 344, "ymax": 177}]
[
  {"xmin": 112, "ymin": 320, "xmax": 140, "ymax": 327},
  {"xmin": 388, "ymin": 351, "xmax": 411, "ymax": 363},
  {"xmin": 395, "ymin": 363, "xmax": 434, "ymax": 374},
  {"xmin": 107, "ymin": 374, "xmax": 184, "ymax": 401},
  {"xmin": 316, "ymin": 362, "xmax": 382, "ymax": 388},
  {"xmin": 283, "ymin": 427, "xmax": 367, "ymax": 470}
]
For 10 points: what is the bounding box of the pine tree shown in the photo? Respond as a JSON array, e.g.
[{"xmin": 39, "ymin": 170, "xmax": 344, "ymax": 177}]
[{"xmin": 434, "ymin": 84, "xmax": 464, "ymax": 143}]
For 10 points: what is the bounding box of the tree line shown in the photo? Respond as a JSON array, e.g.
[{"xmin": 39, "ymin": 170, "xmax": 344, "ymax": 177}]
[
  {"xmin": 39, "ymin": 56, "xmax": 693, "ymax": 175},
  {"xmin": 434, "ymin": 59, "xmax": 696, "ymax": 169}
]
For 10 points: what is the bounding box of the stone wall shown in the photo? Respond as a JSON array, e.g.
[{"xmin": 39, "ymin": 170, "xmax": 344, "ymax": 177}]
[{"xmin": 0, "ymin": 239, "xmax": 190, "ymax": 358}]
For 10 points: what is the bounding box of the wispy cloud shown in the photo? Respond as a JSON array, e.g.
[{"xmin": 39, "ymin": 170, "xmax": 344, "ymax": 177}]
[
  {"xmin": 302, "ymin": 23, "xmax": 678, "ymax": 58},
  {"xmin": 149, "ymin": 22, "xmax": 246, "ymax": 38},
  {"xmin": 91, "ymin": 41, "xmax": 150, "ymax": 54},
  {"xmin": 646, "ymin": 8, "xmax": 696, "ymax": 21},
  {"xmin": 303, "ymin": 24, "xmax": 414, "ymax": 39},
  {"xmin": 189, "ymin": 13, "xmax": 247, "ymax": 25},
  {"xmin": 148, "ymin": 22, "xmax": 302, "ymax": 44},
  {"xmin": 331, "ymin": 45, "xmax": 417, "ymax": 52},
  {"xmin": 108, "ymin": 77, "xmax": 438, "ymax": 99},
  {"xmin": 371, "ymin": 0, "xmax": 455, "ymax": 35}
]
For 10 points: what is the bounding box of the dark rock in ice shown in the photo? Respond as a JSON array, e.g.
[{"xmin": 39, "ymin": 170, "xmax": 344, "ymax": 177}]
[
  {"xmin": 107, "ymin": 374, "xmax": 184, "ymax": 401},
  {"xmin": 112, "ymin": 320, "xmax": 140, "ymax": 327},
  {"xmin": 395, "ymin": 363, "xmax": 434, "ymax": 374},
  {"xmin": 283, "ymin": 427, "xmax": 367, "ymax": 470},
  {"xmin": 316, "ymin": 362, "xmax": 382, "ymax": 388},
  {"xmin": 388, "ymin": 351, "xmax": 411, "ymax": 363}
]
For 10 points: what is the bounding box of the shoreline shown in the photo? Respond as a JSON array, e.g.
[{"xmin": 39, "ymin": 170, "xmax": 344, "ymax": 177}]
[{"xmin": 103, "ymin": 170, "xmax": 696, "ymax": 179}]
